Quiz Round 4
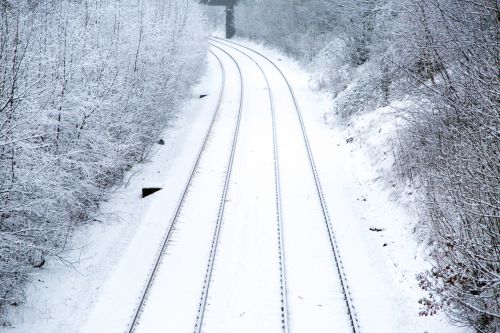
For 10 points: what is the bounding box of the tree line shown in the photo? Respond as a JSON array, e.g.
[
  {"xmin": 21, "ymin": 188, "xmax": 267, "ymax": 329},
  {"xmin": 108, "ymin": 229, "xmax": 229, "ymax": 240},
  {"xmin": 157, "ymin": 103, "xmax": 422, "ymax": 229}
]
[
  {"xmin": 236, "ymin": 0, "xmax": 499, "ymax": 332},
  {"xmin": 0, "ymin": 0, "xmax": 207, "ymax": 322}
]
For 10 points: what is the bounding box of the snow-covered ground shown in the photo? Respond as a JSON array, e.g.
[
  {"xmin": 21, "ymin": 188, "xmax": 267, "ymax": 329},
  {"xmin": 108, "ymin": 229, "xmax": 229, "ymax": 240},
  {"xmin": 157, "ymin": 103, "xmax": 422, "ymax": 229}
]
[{"xmin": 2, "ymin": 39, "xmax": 470, "ymax": 333}]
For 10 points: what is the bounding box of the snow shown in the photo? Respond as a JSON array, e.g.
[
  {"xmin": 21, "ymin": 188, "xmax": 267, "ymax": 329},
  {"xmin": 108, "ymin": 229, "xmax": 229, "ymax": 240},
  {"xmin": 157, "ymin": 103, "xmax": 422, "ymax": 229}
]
[
  {"xmin": 3, "ymin": 38, "xmax": 471, "ymax": 333},
  {"xmin": 199, "ymin": 45, "xmax": 283, "ymax": 333}
]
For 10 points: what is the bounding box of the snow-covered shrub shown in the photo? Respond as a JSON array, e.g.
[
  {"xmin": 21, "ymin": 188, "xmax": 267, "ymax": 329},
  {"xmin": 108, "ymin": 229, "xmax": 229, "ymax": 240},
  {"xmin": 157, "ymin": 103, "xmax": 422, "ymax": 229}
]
[
  {"xmin": 309, "ymin": 38, "xmax": 352, "ymax": 93},
  {"xmin": 327, "ymin": 62, "xmax": 387, "ymax": 121},
  {"xmin": 393, "ymin": 1, "xmax": 499, "ymax": 331},
  {"xmin": 0, "ymin": 0, "xmax": 207, "ymax": 320},
  {"xmin": 236, "ymin": 0, "xmax": 386, "ymax": 113}
]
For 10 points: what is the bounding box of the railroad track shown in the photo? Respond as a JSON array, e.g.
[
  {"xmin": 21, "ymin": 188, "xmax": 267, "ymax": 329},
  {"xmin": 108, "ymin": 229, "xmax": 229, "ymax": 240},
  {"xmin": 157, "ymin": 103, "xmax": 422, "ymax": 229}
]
[
  {"xmin": 207, "ymin": 41, "xmax": 290, "ymax": 333},
  {"xmin": 127, "ymin": 49, "xmax": 228, "ymax": 333},
  {"xmin": 127, "ymin": 38, "xmax": 359, "ymax": 333},
  {"xmin": 212, "ymin": 37, "xmax": 361, "ymax": 333},
  {"xmin": 193, "ymin": 43, "xmax": 245, "ymax": 333}
]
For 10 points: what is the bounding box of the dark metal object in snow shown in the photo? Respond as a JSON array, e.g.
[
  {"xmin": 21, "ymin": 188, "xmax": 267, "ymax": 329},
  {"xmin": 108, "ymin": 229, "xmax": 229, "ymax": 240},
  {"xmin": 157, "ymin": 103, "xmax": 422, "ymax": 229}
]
[
  {"xmin": 199, "ymin": 0, "xmax": 237, "ymax": 39},
  {"xmin": 142, "ymin": 188, "xmax": 162, "ymax": 198},
  {"xmin": 199, "ymin": 94, "xmax": 208, "ymax": 99}
]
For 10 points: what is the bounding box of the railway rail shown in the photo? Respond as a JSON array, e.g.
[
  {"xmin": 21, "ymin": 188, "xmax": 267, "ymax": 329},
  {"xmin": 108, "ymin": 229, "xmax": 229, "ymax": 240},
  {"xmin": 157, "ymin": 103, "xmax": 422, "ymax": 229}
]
[{"xmin": 193, "ymin": 44, "xmax": 245, "ymax": 333}]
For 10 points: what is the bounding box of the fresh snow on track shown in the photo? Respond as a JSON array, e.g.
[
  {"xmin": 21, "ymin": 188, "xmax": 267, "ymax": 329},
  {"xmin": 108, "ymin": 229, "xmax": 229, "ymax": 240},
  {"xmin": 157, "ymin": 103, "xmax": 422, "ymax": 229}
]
[
  {"xmin": 130, "ymin": 47, "xmax": 242, "ymax": 333},
  {"xmin": 3, "ymin": 38, "xmax": 470, "ymax": 333},
  {"xmin": 210, "ymin": 40, "xmax": 353, "ymax": 332},
  {"xmin": 198, "ymin": 43, "xmax": 283, "ymax": 333}
]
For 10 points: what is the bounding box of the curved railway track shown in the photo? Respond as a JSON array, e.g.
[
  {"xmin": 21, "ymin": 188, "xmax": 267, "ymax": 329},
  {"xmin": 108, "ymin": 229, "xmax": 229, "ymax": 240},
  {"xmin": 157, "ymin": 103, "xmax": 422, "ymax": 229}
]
[
  {"xmin": 211, "ymin": 37, "xmax": 361, "ymax": 333},
  {"xmin": 193, "ymin": 43, "xmax": 245, "ymax": 333},
  {"xmin": 127, "ymin": 38, "xmax": 360, "ymax": 333},
  {"xmin": 207, "ymin": 41, "xmax": 290, "ymax": 333},
  {"xmin": 127, "ymin": 49, "xmax": 228, "ymax": 333}
]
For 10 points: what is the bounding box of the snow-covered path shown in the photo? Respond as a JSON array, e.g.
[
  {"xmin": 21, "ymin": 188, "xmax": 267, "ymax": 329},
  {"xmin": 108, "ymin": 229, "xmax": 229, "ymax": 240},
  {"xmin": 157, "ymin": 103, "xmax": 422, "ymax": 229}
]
[{"xmin": 4, "ymin": 39, "xmax": 469, "ymax": 333}]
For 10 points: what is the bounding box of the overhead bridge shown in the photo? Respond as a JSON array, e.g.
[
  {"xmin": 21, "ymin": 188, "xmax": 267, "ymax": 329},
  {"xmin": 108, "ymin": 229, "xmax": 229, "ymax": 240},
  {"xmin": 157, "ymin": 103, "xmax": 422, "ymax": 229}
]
[{"xmin": 200, "ymin": 0, "xmax": 238, "ymax": 39}]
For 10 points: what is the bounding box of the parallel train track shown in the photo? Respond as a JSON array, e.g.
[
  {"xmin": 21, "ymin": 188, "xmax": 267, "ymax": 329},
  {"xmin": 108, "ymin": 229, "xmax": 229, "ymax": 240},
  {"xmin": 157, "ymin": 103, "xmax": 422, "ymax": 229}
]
[
  {"xmin": 202, "ymin": 41, "xmax": 290, "ymax": 333},
  {"xmin": 212, "ymin": 37, "xmax": 361, "ymax": 333},
  {"xmin": 128, "ymin": 38, "xmax": 360, "ymax": 333},
  {"xmin": 193, "ymin": 44, "xmax": 245, "ymax": 333}
]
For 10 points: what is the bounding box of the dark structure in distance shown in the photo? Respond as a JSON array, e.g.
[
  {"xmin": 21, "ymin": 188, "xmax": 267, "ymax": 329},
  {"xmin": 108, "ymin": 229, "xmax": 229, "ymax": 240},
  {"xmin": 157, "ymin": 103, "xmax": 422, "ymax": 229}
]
[{"xmin": 200, "ymin": 0, "xmax": 238, "ymax": 38}]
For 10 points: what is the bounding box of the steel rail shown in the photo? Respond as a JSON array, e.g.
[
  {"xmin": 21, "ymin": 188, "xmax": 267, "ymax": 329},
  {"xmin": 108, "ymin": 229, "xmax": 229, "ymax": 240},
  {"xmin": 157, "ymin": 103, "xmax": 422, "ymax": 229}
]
[
  {"xmin": 208, "ymin": 40, "xmax": 290, "ymax": 333},
  {"xmin": 212, "ymin": 37, "xmax": 361, "ymax": 333},
  {"xmin": 193, "ymin": 44, "xmax": 245, "ymax": 333},
  {"xmin": 127, "ymin": 50, "xmax": 227, "ymax": 333}
]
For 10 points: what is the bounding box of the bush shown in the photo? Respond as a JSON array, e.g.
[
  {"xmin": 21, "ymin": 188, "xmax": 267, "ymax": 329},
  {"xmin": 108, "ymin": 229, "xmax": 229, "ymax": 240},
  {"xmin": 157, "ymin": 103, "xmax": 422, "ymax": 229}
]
[{"xmin": 393, "ymin": 1, "xmax": 499, "ymax": 331}]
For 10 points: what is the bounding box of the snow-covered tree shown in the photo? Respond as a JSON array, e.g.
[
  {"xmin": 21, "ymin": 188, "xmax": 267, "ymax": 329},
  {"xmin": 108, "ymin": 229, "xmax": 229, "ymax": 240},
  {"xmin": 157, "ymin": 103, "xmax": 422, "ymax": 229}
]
[{"xmin": 0, "ymin": 0, "xmax": 208, "ymax": 319}]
